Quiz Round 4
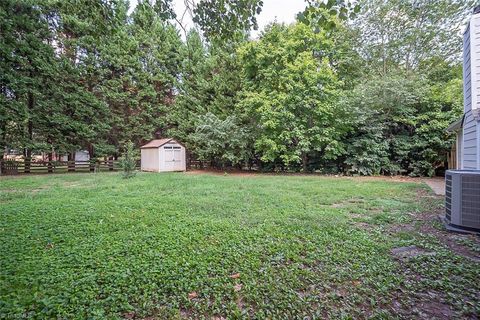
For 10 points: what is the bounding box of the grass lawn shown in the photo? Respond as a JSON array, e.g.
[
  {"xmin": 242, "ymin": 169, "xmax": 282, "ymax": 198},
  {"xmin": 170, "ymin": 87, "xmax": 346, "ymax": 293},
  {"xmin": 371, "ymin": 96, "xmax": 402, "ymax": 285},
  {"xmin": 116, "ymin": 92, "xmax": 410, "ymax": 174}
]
[{"xmin": 1, "ymin": 172, "xmax": 479, "ymax": 319}]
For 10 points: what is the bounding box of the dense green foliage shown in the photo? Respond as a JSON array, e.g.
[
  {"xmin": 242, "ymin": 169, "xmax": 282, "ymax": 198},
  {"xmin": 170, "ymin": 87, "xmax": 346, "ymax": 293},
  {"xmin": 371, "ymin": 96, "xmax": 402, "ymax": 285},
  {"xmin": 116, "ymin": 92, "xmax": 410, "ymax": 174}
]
[
  {"xmin": 0, "ymin": 0, "xmax": 473, "ymax": 175},
  {"xmin": 119, "ymin": 140, "xmax": 138, "ymax": 178},
  {"xmin": 1, "ymin": 173, "xmax": 479, "ymax": 318}
]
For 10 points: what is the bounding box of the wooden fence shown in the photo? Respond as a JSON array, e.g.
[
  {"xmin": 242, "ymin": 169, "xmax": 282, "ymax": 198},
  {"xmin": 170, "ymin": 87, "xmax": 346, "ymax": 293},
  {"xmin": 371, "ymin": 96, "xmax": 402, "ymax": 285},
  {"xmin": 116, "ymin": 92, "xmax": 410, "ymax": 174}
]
[{"xmin": 0, "ymin": 160, "xmax": 137, "ymax": 175}]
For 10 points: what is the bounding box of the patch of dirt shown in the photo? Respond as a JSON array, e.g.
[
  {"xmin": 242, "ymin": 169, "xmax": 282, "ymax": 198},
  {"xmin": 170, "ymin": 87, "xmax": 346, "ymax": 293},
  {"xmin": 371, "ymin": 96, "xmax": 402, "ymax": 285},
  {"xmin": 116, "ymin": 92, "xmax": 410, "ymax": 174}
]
[
  {"xmin": 390, "ymin": 291, "xmax": 454, "ymax": 320},
  {"xmin": 179, "ymin": 308, "xmax": 192, "ymax": 319},
  {"xmin": 0, "ymin": 189, "xmax": 18, "ymax": 193},
  {"xmin": 122, "ymin": 311, "xmax": 136, "ymax": 319},
  {"xmin": 419, "ymin": 221, "xmax": 480, "ymax": 262},
  {"xmin": 391, "ymin": 190, "xmax": 480, "ymax": 262},
  {"xmin": 235, "ymin": 295, "xmax": 246, "ymax": 313},
  {"xmin": 387, "ymin": 223, "xmax": 416, "ymax": 234},
  {"xmin": 31, "ymin": 186, "xmax": 50, "ymax": 193},
  {"xmin": 353, "ymin": 221, "xmax": 374, "ymax": 230},
  {"xmin": 350, "ymin": 175, "xmax": 424, "ymax": 183},
  {"xmin": 185, "ymin": 169, "xmax": 259, "ymax": 177},
  {"xmin": 1, "ymin": 185, "xmax": 50, "ymax": 194},
  {"xmin": 391, "ymin": 245, "xmax": 435, "ymax": 261},
  {"xmin": 410, "ymin": 194, "xmax": 480, "ymax": 262},
  {"xmin": 297, "ymin": 284, "xmax": 316, "ymax": 299},
  {"xmin": 185, "ymin": 169, "xmax": 427, "ymax": 183},
  {"xmin": 62, "ymin": 181, "xmax": 81, "ymax": 188},
  {"xmin": 331, "ymin": 198, "xmax": 365, "ymax": 208},
  {"xmin": 423, "ymin": 178, "xmax": 445, "ymax": 196},
  {"xmin": 385, "ymin": 190, "xmax": 480, "ymax": 319}
]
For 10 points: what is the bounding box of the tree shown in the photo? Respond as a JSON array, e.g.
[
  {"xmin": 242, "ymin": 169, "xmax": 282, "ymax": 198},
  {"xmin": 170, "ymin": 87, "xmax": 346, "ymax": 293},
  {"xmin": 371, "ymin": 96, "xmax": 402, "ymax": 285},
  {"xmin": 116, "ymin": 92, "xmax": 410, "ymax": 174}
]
[
  {"xmin": 119, "ymin": 140, "xmax": 138, "ymax": 178},
  {"xmin": 171, "ymin": 0, "xmax": 359, "ymax": 42},
  {"xmin": 191, "ymin": 113, "xmax": 249, "ymax": 167},
  {"xmin": 239, "ymin": 22, "xmax": 348, "ymax": 171},
  {"xmin": 0, "ymin": 0, "xmax": 58, "ymax": 158},
  {"xmin": 344, "ymin": 72, "xmax": 426, "ymax": 175},
  {"xmin": 354, "ymin": 0, "xmax": 474, "ymax": 74},
  {"xmin": 168, "ymin": 29, "xmax": 250, "ymax": 167},
  {"xmin": 340, "ymin": 0, "xmax": 468, "ymax": 176},
  {"xmin": 345, "ymin": 69, "xmax": 462, "ymax": 176},
  {"xmin": 98, "ymin": 0, "xmax": 182, "ymax": 155}
]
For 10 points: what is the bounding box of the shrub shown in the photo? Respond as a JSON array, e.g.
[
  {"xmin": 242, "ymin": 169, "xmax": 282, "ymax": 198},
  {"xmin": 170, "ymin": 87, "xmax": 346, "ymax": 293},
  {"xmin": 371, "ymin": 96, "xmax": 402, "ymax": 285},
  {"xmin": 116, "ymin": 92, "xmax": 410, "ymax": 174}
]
[{"xmin": 119, "ymin": 141, "xmax": 138, "ymax": 178}]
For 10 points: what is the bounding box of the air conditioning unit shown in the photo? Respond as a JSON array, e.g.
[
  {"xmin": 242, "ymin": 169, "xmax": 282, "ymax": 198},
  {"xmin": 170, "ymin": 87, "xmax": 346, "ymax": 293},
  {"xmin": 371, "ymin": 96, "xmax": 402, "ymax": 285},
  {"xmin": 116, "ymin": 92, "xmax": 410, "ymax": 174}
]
[{"xmin": 445, "ymin": 170, "xmax": 480, "ymax": 233}]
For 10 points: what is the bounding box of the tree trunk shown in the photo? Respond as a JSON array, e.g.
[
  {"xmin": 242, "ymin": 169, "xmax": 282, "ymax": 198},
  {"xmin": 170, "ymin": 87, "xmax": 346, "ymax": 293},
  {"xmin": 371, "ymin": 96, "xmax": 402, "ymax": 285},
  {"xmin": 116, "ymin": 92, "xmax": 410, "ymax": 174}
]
[
  {"xmin": 302, "ymin": 153, "xmax": 308, "ymax": 173},
  {"xmin": 48, "ymin": 151, "xmax": 53, "ymax": 173},
  {"xmin": 24, "ymin": 91, "xmax": 34, "ymax": 174},
  {"xmin": 68, "ymin": 151, "xmax": 75, "ymax": 172},
  {"xmin": 87, "ymin": 143, "xmax": 95, "ymax": 172},
  {"xmin": 24, "ymin": 150, "xmax": 31, "ymax": 174}
]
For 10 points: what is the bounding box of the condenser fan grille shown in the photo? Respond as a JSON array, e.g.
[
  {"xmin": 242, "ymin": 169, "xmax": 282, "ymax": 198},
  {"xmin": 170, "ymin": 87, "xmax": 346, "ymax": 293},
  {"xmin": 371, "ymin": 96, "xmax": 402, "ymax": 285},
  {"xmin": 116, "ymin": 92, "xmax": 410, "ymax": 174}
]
[
  {"xmin": 445, "ymin": 173, "xmax": 452, "ymax": 222},
  {"xmin": 461, "ymin": 175, "xmax": 480, "ymax": 228}
]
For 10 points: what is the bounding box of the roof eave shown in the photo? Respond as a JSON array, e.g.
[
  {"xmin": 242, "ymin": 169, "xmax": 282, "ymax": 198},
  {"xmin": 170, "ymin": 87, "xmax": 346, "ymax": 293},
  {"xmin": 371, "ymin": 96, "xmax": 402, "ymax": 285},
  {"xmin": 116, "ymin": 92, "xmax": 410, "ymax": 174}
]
[
  {"xmin": 140, "ymin": 138, "xmax": 173, "ymax": 149},
  {"xmin": 446, "ymin": 116, "xmax": 464, "ymax": 132}
]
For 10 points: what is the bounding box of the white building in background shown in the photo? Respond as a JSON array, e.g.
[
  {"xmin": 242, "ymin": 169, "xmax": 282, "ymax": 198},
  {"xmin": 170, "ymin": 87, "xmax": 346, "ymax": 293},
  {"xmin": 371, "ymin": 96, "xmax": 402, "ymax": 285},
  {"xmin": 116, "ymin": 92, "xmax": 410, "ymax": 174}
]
[{"xmin": 60, "ymin": 150, "xmax": 90, "ymax": 163}]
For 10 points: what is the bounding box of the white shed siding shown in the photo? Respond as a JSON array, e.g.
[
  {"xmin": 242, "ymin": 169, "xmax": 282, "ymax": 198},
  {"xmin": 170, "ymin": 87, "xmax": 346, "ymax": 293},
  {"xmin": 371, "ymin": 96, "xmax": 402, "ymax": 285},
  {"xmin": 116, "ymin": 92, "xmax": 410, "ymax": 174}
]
[
  {"xmin": 158, "ymin": 143, "xmax": 186, "ymax": 172},
  {"xmin": 141, "ymin": 148, "xmax": 159, "ymax": 172},
  {"xmin": 140, "ymin": 139, "xmax": 186, "ymax": 172}
]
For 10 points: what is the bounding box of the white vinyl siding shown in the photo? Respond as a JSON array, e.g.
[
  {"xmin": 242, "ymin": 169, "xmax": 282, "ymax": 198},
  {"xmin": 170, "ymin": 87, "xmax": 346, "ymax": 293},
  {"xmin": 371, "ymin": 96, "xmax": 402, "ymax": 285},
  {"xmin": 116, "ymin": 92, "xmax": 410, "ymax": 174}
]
[
  {"xmin": 469, "ymin": 15, "xmax": 480, "ymax": 113},
  {"xmin": 460, "ymin": 17, "xmax": 480, "ymax": 170},
  {"xmin": 462, "ymin": 111, "xmax": 479, "ymax": 169},
  {"xmin": 464, "ymin": 23, "xmax": 472, "ymax": 113}
]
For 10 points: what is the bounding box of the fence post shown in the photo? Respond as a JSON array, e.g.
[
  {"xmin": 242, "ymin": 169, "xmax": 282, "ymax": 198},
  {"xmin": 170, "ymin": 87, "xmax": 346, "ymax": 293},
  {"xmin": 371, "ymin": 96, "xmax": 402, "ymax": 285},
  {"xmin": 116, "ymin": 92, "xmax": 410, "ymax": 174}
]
[
  {"xmin": 24, "ymin": 157, "xmax": 31, "ymax": 174},
  {"xmin": 89, "ymin": 159, "xmax": 95, "ymax": 172},
  {"xmin": 68, "ymin": 161, "xmax": 75, "ymax": 172},
  {"xmin": 109, "ymin": 157, "xmax": 113, "ymax": 171},
  {"xmin": 48, "ymin": 153, "xmax": 53, "ymax": 173}
]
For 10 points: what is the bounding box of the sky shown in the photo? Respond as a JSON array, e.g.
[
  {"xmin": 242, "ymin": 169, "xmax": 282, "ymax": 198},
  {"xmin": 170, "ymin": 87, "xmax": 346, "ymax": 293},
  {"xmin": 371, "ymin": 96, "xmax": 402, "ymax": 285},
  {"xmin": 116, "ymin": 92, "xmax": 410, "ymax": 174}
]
[{"xmin": 128, "ymin": 0, "xmax": 308, "ymax": 38}]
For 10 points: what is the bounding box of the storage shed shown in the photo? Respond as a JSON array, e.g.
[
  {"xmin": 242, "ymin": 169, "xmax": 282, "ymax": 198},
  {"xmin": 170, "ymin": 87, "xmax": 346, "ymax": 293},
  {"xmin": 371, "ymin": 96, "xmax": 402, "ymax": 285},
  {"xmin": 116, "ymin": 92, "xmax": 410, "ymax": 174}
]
[{"xmin": 140, "ymin": 138, "xmax": 186, "ymax": 172}]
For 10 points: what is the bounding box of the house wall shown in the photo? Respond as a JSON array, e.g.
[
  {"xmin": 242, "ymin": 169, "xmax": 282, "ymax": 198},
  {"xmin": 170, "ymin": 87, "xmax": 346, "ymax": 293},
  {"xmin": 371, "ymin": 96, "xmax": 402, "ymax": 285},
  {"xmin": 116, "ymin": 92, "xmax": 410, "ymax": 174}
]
[
  {"xmin": 461, "ymin": 14, "xmax": 480, "ymax": 170},
  {"xmin": 455, "ymin": 129, "xmax": 462, "ymax": 169},
  {"xmin": 464, "ymin": 23, "xmax": 472, "ymax": 113},
  {"xmin": 141, "ymin": 148, "xmax": 159, "ymax": 172},
  {"xmin": 462, "ymin": 110, "xmax": 479, "ymax": 169},
  {"xmin": 467, "ymin": 14, "xmax": 480, "ymax": 113}
]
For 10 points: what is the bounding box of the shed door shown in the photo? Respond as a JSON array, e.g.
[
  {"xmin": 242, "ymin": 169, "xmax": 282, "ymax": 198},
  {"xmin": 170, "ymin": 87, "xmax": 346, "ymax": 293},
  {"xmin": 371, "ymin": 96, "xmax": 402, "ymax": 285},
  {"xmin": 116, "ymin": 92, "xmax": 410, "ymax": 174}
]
[{"xmin": 164, "ymin": 146, "xmax": 182, "ymax": 171}]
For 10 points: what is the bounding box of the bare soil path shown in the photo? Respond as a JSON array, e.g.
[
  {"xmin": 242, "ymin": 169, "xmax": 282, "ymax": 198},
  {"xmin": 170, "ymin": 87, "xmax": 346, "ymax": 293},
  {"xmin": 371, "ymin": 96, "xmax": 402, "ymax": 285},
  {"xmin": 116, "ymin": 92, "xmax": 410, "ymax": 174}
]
[{"xmin": 423, "ymin": 177, "xmax": 445, "ymax": 195}]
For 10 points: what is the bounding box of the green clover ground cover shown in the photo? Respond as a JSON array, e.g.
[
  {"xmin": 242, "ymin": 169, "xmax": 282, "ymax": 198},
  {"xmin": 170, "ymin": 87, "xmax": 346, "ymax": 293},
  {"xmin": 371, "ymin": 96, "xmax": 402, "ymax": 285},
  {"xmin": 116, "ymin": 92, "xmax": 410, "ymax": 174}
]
[{"xmin": 0, "ymin": 173, "xmax": 478, "ymax": 319}]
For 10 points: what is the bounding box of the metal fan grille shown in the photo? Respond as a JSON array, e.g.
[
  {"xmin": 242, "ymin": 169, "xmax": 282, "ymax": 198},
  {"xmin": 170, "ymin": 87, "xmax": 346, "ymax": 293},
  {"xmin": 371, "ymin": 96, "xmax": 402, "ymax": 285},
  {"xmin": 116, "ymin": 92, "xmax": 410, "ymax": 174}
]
[
  {"xmin": 445, "ymin": 173, "xmax": 452, "ymax": 222},
  {"xmin": 461, "ymin": 174, "xmax": 480, "ymax": 229}
]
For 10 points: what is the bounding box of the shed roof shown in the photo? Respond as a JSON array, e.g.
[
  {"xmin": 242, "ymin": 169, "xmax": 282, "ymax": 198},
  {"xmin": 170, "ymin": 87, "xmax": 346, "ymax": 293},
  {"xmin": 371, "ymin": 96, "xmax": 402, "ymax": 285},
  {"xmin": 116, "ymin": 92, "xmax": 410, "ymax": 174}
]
[{"xmin": 140, "ymin": 138, "xmax": 174, "ymax": 149}]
